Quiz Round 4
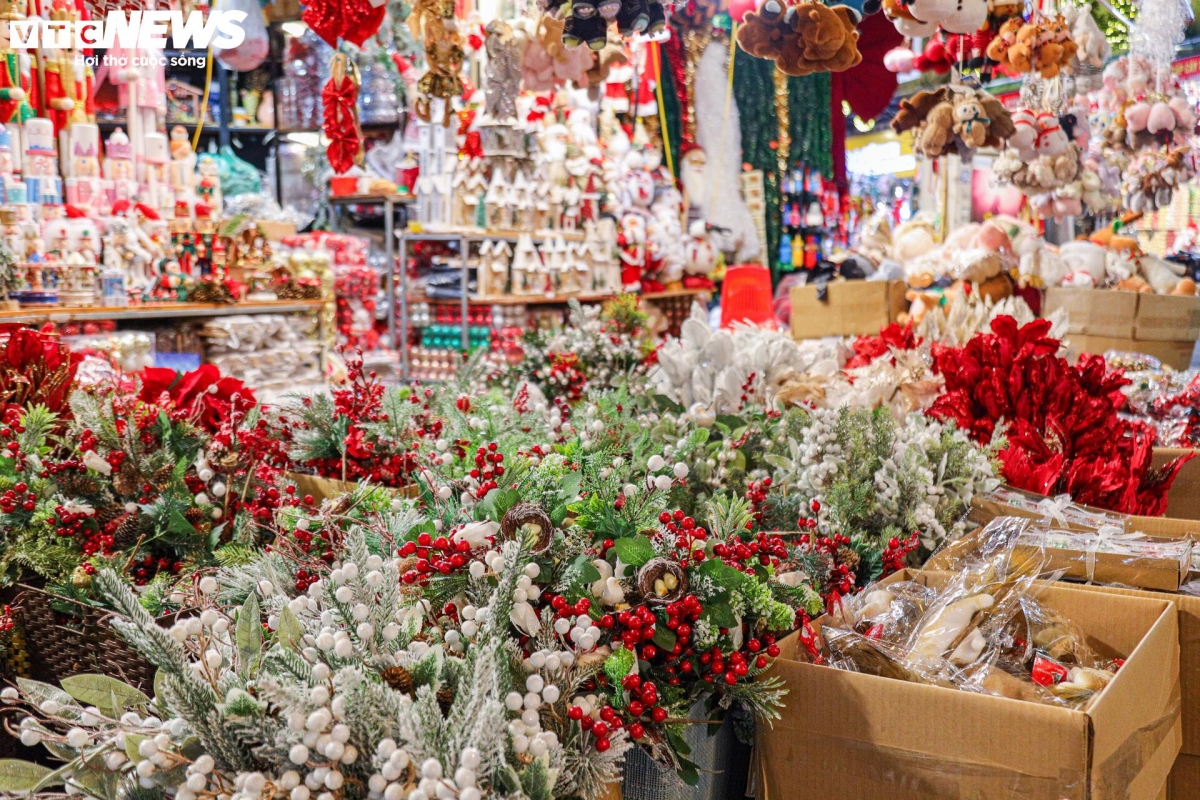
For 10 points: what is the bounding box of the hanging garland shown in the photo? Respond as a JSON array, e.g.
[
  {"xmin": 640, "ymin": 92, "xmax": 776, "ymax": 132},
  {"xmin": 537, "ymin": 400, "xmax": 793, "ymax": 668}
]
[
  {"xmin": 735, "ymin": 48, "xmax": 784, "ymax": 274},
  {"xmin": 789, "ymin": 73, "xmax": 833, "ymax": 178},
  {"xmin": 658, "ymin": 42, "xmax": 684, "ymax": 182}
]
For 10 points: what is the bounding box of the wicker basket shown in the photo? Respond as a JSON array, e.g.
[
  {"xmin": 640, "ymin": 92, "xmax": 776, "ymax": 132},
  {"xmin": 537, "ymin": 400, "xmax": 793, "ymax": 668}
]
[{"xmin": 16, "ymin": 585, "xmax": 158, "ymax": 693}]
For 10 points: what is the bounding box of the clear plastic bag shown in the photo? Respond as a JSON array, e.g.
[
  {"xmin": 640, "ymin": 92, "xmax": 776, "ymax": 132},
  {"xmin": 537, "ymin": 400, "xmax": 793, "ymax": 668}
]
[{"xmin": 214, "ymin": 0, "xmax": 271, "ymax": 72}]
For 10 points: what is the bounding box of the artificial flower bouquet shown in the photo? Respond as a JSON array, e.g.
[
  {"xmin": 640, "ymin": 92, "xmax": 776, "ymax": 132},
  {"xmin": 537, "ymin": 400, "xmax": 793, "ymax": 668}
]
[{"xmin": 927, "ymin": 316, "xmax": 1194, "ymax": 516}]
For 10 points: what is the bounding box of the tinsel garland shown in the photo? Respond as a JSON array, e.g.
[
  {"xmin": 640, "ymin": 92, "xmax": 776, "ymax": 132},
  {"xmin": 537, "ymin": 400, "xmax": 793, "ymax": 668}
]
[
  {"xmin": 664, "ymin": 29, "xmax": 691, "ymax": 149},
  {"xmin": 658, "ymin": 44, "xmax": 684, "ymax": 182},
  {"xmin": 789, "ymin": 73, "xmax": 833, "ymax": 179},
  {"xmin": 734, "ymin": 50, "xmax": 832, "ymax": 275}
]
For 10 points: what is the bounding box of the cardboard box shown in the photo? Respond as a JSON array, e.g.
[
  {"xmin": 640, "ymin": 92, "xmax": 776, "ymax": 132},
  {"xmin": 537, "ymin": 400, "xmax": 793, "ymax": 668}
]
[
  {"xmin": 754, "ymin": 571, "xmax": 1181, "ymax": 799},
  {"xmin": 1168, "ymin": 753, "xmax": 1200, "ymax": 799},
  {"xmin": 1051, "ymin": 581, "xmax": 1200, "ymax": 758},
  {"xmin": 966, "ymin": 486, "xmax": 1200, "ymax": 542},
  {"xmin": 1043, "ymin": 287, "xmax": 1200, "ymax": 370},
  {"xmin": 1069, "ymin": 335, "xmax": 1197, "ymax": 371},
  {"xmin": 1015, "ymin": 529, "xmax": 1191, "ymax": 592},
  {"xmin": 1047, "ymin": 287, "xmax": 1140, "ymax": 339},
  {"xmin": 1153, "ymin": 448, "xmax": 1200, "ymax": 522},
  {"xmin": 789, "ymin": 280, "xmax": 908, "ymax": 340}
]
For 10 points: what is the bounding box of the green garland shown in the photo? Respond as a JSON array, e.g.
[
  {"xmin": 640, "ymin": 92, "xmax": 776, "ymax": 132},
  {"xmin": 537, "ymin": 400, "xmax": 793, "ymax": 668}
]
[
  {"xmin": 658, "ymin": 49, "xmax": 684, "ymax": 182},
  {"xmin": 789, "ymin": 73, "xmax": 833, "ymax": 180},
  {"xmin": 734, "ymin": 51, "xmax": 832, "ymax": 275}
]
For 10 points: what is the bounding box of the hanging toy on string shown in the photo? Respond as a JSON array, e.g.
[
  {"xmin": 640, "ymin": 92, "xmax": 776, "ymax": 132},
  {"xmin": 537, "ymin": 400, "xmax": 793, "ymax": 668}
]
[
  {"xmin": 303, "ymin": 0, "xmax": 388, "ymax": 47},
  {"xmin": 891, "ymin": 84, "xmax": 1014, "ymax": 158},
  {"xmin": 735, "ymin": 1, "xmax": 863, "ymax": 76},
  {"xmin": 322, "ymin": 53, "xmax": 363, "ymax": 176},
  {"xmin": 411, "ymin": 0, "xmax": 466, "ymax": 125}
]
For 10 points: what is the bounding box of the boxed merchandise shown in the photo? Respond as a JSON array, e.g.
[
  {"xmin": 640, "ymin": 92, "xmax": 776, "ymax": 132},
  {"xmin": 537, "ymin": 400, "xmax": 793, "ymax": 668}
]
[
  {"xmin": 789, "ymin": 280, "xmax": 908, "ymax": 340},
  {"xmin": 1044, "ymin": 287, "xmax": 1200, "ymax": 370},
  {"xmin": 1153, "ymin": 448, "xmax": 1200, "ymax": 521},
  {"xmin": 1169, "ymin": 753, "xmax": 1200, "ymax": 799},
  {"xmin": 966, "ymin": 486, "xmax": 1200, "ymax": 542},
  {"xmin": 1015, "ymin": 527, "xmax": 1192, "ymax": 592},
  {"xmin": 754, "ymin": 568, "xmax": 1181, "ymax": 800}
]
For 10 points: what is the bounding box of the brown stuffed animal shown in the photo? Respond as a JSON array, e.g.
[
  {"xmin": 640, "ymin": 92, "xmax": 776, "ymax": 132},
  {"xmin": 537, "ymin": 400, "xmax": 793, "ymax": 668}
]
[
  {"xmin": 973, "ymin": 271, "xmax": 1014, "ymax": 303},
  {"xmin": 1034, "ymin": 19, "xmax": 1065, "ymax": 78},
  {"xmin": 586, "ymin": 34, "xmax": 628, "ymax": 85},
  {"xmin": 824, "ymin": 5, "xmax": 863, "ymax": 71},
  {"xmin": 916, "ymin": 101, "xmax": 957, "ymax": 157},
  {"xmin": 1007, "ymin": 22, "xmax": 1038, "ymax": 73},
  {"xmin": 986, "ymin": 17, "xmax": 1021, "ymax": 66},
  {"xmin": 736, "ymin": 1, "xmax": 791, "ymax": 59},
  {"xmin": 892, "ymin": 87, "xmax": 949, "ymax": 133},
  {"xmin": 791, "ymin": 2, "xmax": 847, "ymax": 61},
  {"xmin": 978, "ymin": 93, "xmax": 1016, "ymax": 146},
  {"xmin": 1116, "ymin": 276, "xmax": 1152, "ymax": 293},
  {"xmin": 953, "ymin": 96, "xmax": 990, "ymax": 148}
]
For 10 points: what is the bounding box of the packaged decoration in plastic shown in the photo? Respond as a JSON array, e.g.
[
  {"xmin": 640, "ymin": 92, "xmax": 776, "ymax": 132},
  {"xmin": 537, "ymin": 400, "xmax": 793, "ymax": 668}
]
[{"xmin": 817, "ymin": 518, "xmax": 1126, "ymax": 710}]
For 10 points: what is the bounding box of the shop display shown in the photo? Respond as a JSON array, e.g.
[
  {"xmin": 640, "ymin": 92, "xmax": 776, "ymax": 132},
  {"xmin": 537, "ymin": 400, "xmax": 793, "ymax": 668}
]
[{"xmin": 2, "ymin": 0, "xmax": 1200, "ymax": 794}]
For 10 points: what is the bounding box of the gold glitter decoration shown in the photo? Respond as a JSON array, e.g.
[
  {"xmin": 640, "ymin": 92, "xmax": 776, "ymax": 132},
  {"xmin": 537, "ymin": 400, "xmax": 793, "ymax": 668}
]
[{"xmin": 774, "ymin": 68, "xmax": 790, "ymax": 178}]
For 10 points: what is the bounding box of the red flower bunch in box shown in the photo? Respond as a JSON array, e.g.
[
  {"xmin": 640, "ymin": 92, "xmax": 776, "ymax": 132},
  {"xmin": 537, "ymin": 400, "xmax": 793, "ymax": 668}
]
[
  {"xmin": 136, "ymin": 364, "xmax": 257, "ymax": 433},
  {"xmin": 927, "ymin": 316, "xmax": 1193, "ymax": 516},
  {"xmin": 0, "ymin": 324, "xmax": 80, "ymax": 414},
  {"xmin": 843, "ymin": 322, "xmax": 919, "ymax": 371}
]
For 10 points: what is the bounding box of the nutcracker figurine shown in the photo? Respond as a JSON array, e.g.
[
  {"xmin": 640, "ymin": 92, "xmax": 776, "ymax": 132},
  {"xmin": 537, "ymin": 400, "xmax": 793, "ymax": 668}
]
[
  {"xmin": 29, "ymin": 0, "xmax": 95, "ymax": 136},
  {"xmin": 22, "ymin": 117, "xmax": 62, "ymax": 206},
  {"xmin": 142, "ymin": 132, "xmax": 172, "ymax": 214},
  {"xmin": 103, "ymin": 127, "xmax": 137, "ymax": 204},
  {"xmin": 64, "ymin": 122, "xmax": 102, "ymax": 211},
  {"xmin": 167, "ymin": 125, "xmax": 196, "ymax": 201},
  {"xmin": 0, "ymin": 0, "xmax": 32, "ymax": 129}
]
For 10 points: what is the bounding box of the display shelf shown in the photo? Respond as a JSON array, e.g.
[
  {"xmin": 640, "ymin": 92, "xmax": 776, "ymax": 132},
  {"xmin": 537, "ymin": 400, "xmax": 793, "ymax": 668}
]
[
  {"xmin": 329, "ymin": 193, "xmax": 417, "ymax": 205},
  {"xmin": 408, "ymin": 289, "xmax": 706, "ymax": 308},
  {"xmin": 0, "ymin": 300, "xmax": 326, "ymax": 323},
  {"xmin": 404, "ymin": 226, "xmax": 586, "ymax": 243}
]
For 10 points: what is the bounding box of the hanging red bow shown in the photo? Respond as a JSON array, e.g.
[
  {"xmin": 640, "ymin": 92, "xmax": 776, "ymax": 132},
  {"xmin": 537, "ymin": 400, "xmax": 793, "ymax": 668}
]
[
  {"xmin": 322, "ymin": 59, "xmax": 361, "ymax": 175},
  {"xmin": 303, "ymin": 0, "xmax": 387, "ymax": 48}
]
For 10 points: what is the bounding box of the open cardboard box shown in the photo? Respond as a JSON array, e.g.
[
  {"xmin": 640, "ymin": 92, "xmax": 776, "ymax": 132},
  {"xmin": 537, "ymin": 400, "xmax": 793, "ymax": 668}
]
[
  {"xmin": 1168, "ymin": 753, "xmax": 1199, "ymax": 799},
  {"xmin": 753, "ymin": 570, "xmax": 1181, "ymax": 800},
  {"xmin": 789, "ymin": 280, "xmax": 908, "ymax": 340},
  {"xmin": 968, "ymin": 486, "xmax": 1200, "ymax": 543},
  {"xmin": 1153, "ymin": 448, "xmax": 1200, "ymax": 522}
]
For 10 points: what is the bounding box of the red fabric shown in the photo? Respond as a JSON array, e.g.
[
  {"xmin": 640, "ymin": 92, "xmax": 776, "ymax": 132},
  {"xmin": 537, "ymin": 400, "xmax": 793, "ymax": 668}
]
[
  {"xmin": 829, "ymin": 12, "xmax": 902, "ymax": 188},
  {"xmin": 322, "ymin": 74, "xmax": 360, "ymax": 175},
  {"xmin": 303, "ymin": 0, "xmax": 386, "ymax": 48}
]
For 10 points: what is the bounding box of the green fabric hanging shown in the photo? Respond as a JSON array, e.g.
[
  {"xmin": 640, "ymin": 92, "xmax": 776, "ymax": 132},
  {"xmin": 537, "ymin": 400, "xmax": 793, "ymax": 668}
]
[{"xmin": 658, "ymin": 51, "xmax": 684, "ymax": 183}]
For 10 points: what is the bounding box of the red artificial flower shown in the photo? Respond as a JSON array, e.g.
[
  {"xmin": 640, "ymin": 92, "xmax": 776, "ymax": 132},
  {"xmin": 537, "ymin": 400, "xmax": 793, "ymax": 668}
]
[
  {"xmin": 0, "ymin": 324, "xmax": 81, "ymax": 415},
  {"xmin": 927, "ymin": 316, "xmax": 1195, "ymax": 516},
  {"xmin": 844, "ymin": 322, "xmax": 919, "ymax": 371},
  {"xmin": 137, "ymin": 364, "xmax": 256, "ymax": 433}
]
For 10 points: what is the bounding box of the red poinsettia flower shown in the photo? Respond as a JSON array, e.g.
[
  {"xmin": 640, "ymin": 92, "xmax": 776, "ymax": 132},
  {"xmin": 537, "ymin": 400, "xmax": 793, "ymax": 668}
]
[
  {"xmin": 138, "ymin": 364, "xmax": 256, "ymax": 433},
  {"xmin": 0, "ymin": 324, "xmax": 81, "ymax": 415},
  {"xmin": 844, "ymin": 322, "xmax": 920, "ymax": 371},
  {"xmin": 927, "ymin": 315, "xmax": 1194, "ymax": 516}
]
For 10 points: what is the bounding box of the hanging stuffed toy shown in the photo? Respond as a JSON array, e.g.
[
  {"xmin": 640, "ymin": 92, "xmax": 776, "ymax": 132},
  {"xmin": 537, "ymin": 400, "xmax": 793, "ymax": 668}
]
[
  {"xmin": 322, "ymin": 54, "xmax": 363, "ymax": 175},
  {"xmin": 736, "ymin": 1, "xmax": 863, "ymax": 76},
  {"xmin": 303, "ymin": 0, "xmax": 387, "ymax": 47},
  {"xmin": 410, "ymin": 0, "xmax": 466, "ymax": 124}
]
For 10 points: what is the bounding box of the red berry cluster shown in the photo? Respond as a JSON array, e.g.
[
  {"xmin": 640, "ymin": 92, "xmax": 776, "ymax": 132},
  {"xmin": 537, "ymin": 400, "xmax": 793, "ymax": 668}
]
[
  {"xmin": 567, "ymin": 684, "xmax": 668, "ymax": 753},
  {"xmin": 0, "ymin": 480, "xmax": 36, "ymax": 515},
  {"xmin": 882, "ymin": 532, "xmax": 922, "ymax": 575},
  {"xmin": 399, "ymin": 531, "xmax": 477, "ymax": 583},
  {"xmin": 737, "ymin": 372, "xmax": 758, "ymax": 409},
  {"xmin": 294, "ymin": 568, "xmax": 320, "ymax": 593},
  {"xmin": 712, "ymin": 530, "xmax": 789, "ymax": 572},
  {"xmin": 549, "ymin": 593, "xmax": 594, "ymax": 620},
  {"xmin": 798, "ymin": 529, "xmax": 856, "ymax": 597},
  {"xmin": 658, "ymin": 510, "xmax": 709, "ymax": 564},
  {"xmin": 0, "ymin": 604, "xmax": 14, "ymax": 635},
  {"xmin": 613, "ymin": 605, "xmax": 656, "ymax": 650},
  {"xmin": 130, "ymin": 552, "xmax": 183, "ymax": 586},
  {"xmin": 469, "ymin": 443, "xmax": 505, "ymax": 499},
  {"xmin": 53, "ymin": 504, "xmax": 111, "ymax": 556},
  {"xmin": 743, "ymin": 477, "xmax": 772, "ymax": 527}
]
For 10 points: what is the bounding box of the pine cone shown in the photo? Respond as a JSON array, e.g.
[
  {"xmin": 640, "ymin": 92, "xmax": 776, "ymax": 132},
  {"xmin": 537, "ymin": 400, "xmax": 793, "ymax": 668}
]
[
  {"xmin": 837, "ymin": 547, "xmax": 861, "ymax": 572},
  {"xmin": 56, "ymin": 473, "xmax": 100, "ymax": 498},
  {"xmin": 112, "ymin": 463, "xmax": 140, "ymax": 497},
  {"xmin": 500, "ymin": 503, "xmax": 554, "ymax": 553},
  {"xmin": 436, "ymin": 687, "xmax": 454, "ymax": 715},
  {"xmin": 184, "ymin": 507, "xmax": 206, "ymax": 526},
  {"xmin": 382, "ymin": 665, "xmax": 414, "ymax": 695},
  {"xmin": 153, "ymin": 464, "xmax": 176, "ymax": 490},
  {"xmin": 113, "ymin": 514, "xmax": 149, "ymax": 549},
  {"xmin": 95, "ymin": 504, "xmax": 123, "ymax": 525}
]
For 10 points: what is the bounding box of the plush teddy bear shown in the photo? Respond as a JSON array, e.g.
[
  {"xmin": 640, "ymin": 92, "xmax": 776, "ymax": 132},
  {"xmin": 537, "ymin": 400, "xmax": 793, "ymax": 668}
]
[
  {"xmin": 985, "ymin": 17, "xmax": 1022, "ymax": 66},
  {"xmin": 1007, "ymin": 22, "xmax": 1038, "ymax": 73},
  {"xmin": 736, "ymin": 1, "xmax": 790, "ymax": 59},
  {"xmin": 953, "ymin": 96, "xmax": 991, "ymax": 148},
  {"xmin": 824, "ymin": 5, "xmax": 864, "ymax": 71},
  {"xmin": 792, "ymin": 2, "xmax": 847, "ymax": 61},
  {"xmin": 916, "ymin": 101, "xmax": 957, "ymax": 157}
]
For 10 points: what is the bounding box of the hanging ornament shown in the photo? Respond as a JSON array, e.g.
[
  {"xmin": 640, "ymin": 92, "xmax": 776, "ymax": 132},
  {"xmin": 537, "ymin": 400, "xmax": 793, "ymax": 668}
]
[
  {"xmin": 322, "ymin": 54, "xmax": 363, "ymax": 175},
  {"xmin": 411, "ymin": 0, "xmax": 466, "ymax": 125},
  {"xmin": 303, "ymin": 0, "xmax": 388, "ymax": 48}
]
